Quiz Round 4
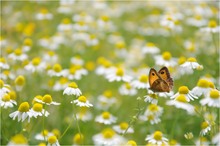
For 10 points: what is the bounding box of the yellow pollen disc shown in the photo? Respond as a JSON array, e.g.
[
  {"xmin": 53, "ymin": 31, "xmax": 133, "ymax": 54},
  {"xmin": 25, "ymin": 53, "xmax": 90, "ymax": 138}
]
[
  {"xmin": 73, "ymin": 133, "xmax": 84, "ymax": 144},
  {"xmin": 102, "ymin": 128, "xmax": 115, "ymax": 139},
  {"xmin": 102, "ymin": 111, "xmax": 110, "ymax": 119},
  {"xmin": 201, "ymin": 121, "xmax": 209, "ymax": 129},
  {"xmin": 42, "ymin": 94, "xmax": 52, "ymax": 103},
  {"xmin": 52, "ymin": 129, "xmax": 60, "ymax": 139},
  {"xmin": 33, "ymin": 103, "xmax": 43, "ymax": 112},
  {"xmin": 176, "ymin": 94, "xmax": 187, "ymax": 102},
  {"xmin": 209, "ymin": 82, "xmax": 215, "ymax": 89},
  {"xmin": 90, "ymin": 34, "xmax": 96, "ymax": 39},
  {"xmin": 195, "ymin": 15, "xmax": 202, "ymax": 20},
  {"xmin": 126, "ymin": 140, "xmax": 137, "ymax": 146},
  {"xmin": 0, "ymin": 57, "xmax": 6, "ymax": 63},
  {"xmin": 69, "ymin": 67, "xmax": 76, "ymax": 74},
  {"xmin": 3, "ymin": 70, "xmax": 10, "ymax": 76},
  {"xmin": 85, "ymin": 61, "xmax": 95, "ymax": 71},
  {"xmin": 78, "ymin": 21, "xmax": 85, "ymax": 26},
  {"xmin": 9, "ymin": 91, "xmax": 16, "ymax": 100},
  {"xmin": 48, "ymin": 51, "xmax": 55, "ymax": 56},
  {"xmin": 59, "ymin": 77, "xmax": 68, "ymax": 84},
  {"xmin": 62, "ymin": 18, "xmax": 71, "ymax": 24},
  {"xmin": 14, "ymin": 48, "xmax": 22, "ymax": 56},
  {"xmin": 2, "ymin": 94, "xmax": 10, "ymax": 102},
  {"xmin": 147, "ymin": 115, "xmax": 154, "ymax": 120},
  {"xmin": 104, "ymin": 90, "xmax": 112, "ymax": 98},
  {"xmin": 38, "ymin": 142, "xmax": 46, "ymax": 146},
  {"xmin": 120, "ymin": 122, "xmax": 128, "ymax": 130},
  {"xmin": 116, "ymin": 68, "xmax": 124, "ymax": 76},
  {"xmin": 78, "ymin": 96, "xmax": 87, "ymax": 103},
  {"xmin": 153, "ymin": 131, "xmax": 163, "ymax": 140},
  {"xmin": 48, "ymin": 136, "xmax": 57, "ymax": 144},
  {"xmin": 146, "ymin": 42, "xmax": 155, "ymax": 47},
  {"xmin": 178, "ymin": 86, "xmax": 189, "ymax": 94},
  {"xmin": 187, "ymin": 57, "xmax": 197, "ymax": 62},
  {"xmin": 125, "ymin": 83, "xmax": 131, "ymax": 89},
  {"xmin": 32, "ymin": 57, "xmax": 41, "ymax": 66},
  {"xmin": 53, "ymin": 64, "xmax": 62, "ymax": 72},
  {"xmin": 209, "ymin": 89, "xmax": 219, "ymax": 99},
  {"xmin": 139, "ymin": 75, "xmax": 148, "ymax": 83},
  {"xmin": 68, "ymin": 82, "xmax": 78, "ymax": 88},
  {"xmin": 166, "ymin": 15, "xmax": 173, "ymax": 21},
  {"xmin": 23, "ymin": 38, "xmax": 32, "ymax": 46},
  {"xmin": 116, "ymin": 41, "xmax": 125, "ymax": 49},
  {"xmin": 148, "ymin": 104, "xmax": 159, "ymax": 112},
  {"xmin": 0, "ymin": 79, "xmax": 4, "ymax": 88},
  {"xmin": 41, "ymin": 130, "xmax": 49, "ymax": 136},
  {"xmin": 162, "ymin": 51, "xmax": 172, "ymax": 60},
  {"xmin": 11, "ymin": 134, "xmax": 28, "ymax": 144},
  {"xmin": 200, "ymin": 137, "xmax": 207, "ymax": 142},
  {"xmin": 103, "ymin": 60, "xmax": 111, "ymax": 68},
  {"xmin": 18, "ymin": 102, "xmax": 30, "ymax": 112},
  {"xmin": 101, "ymin": 15, "xmax": 109, "ymax": 22},
  {"xmin": 208, "ymin": 20, "xmax": 217, "ymax": 28},
  {"xmin": 197, "ymin": 79, "xmax": 209, "ymax": 88},
  {"xmin": 169, "ymin": 139, "xmax": 177, "ymax": 145},
  {"xmin": 40, "ymin": 8, "xmax": 48, "ymax": 14},
  {"xmin": 150, "ymin": 93, "xmax": 158, "ymax": 99},
  {"xmin": 15, "ymin": 75, "xmax": 25, "ymax": 86}
]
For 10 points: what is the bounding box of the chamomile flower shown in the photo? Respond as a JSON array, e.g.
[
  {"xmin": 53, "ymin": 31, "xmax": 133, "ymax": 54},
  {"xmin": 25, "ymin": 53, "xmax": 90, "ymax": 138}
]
[
  {"xmin": 47, "ymin": 135, "xmax": 60, "ymax": 146},
  {"xmin": 113, "ymin": 122, "xmax": 134, "ymax": 134},
  {"xmin": 144, "ymin": 93, "xmax": 158, "ymax": 104},
  {"xmin": 106, "ymin": 67, "xmax": 132, "ymax": 82},
  {"xmin": 47, "ymin": 64, "xmax": 66, "ymax": 77},
  {"xmin": 35, "ymin": 130, "xmax": 53, "ymax": 141},
  {"xmin": 201, "ymin": 20, "xmax": 220, "ymax": 33},
  {"xmin": 97, "ymin": 15, "xmax": 115, "ymax": 31},
  {"xmin": 166, "ymin": 94, "xmax": 195, "ymax": 115},
  {"xmin": 35, "ymin": 94, "xmax": 60, "ymax": 106},
  {"xmin": 63, "ymin": 82, "xmax": 82, "ymax": 96},
  {"xmin": 53, "ymin": 77, "xmax": 68, "ymax": 91},
  {"xmin": 95, "ymin": 58, "xmax": 114, "ymax": 75},
  {"xmin": 9, "ymin": 102, "xmax": 33, "ymax": 122},
  {"xmin": 141, "ymin": 42, "xmax": 160, "ymax": 54},
  {"xmin": 0, "ymin": 57, "xmax": 9, "ymax": 69},
  {"xmin": 72, "ymin": 133, "xmax": 84, "ymax": 146},
  {"xmin": 139, "ymin": 113, "xmax": 161, "ymax": 125},
  {"xmin": 67, "ymin": 65, "xmax": 88, "ymax": 80},
  {"xmin": 114, "ymin": 41, "xmax": 128, "ymax": 58},
  {"xmin": 42, "ymin": 51, "xmax": 58, "ymax": 64},
  {"xmin": 72, "ymin": 95, "xmax": 93, "ymax": 107},
  {"xmin": 76, "ymin": 107, "xmax": 93, "ymax": 122},
  {"xmin": 57, "ymin": 18, "xmax": 73, "ymax": 32},
  {"xmin": 92, "ymin": 128, "xmax": 125, "ymax": 146},
  {"xmin": 8, "ymin": 48, "xmax": 28, "ymax": 61},
  {"xmin": 171, "ymin": 86, "xmax": 198, "ymax": 101},
  {"xmin": 145, "ymin": 131, "xmax": 168, "ymax": 145},
  {"xmin": 191, "ymin": 79, "xmax": 213, "ymax": 97},
  {"xmin": 95, "ymin": 111, "xmax": 117, "ymax": 125},
  {"xmin": 14, "ymin": 75, "xmax": 25, "ymax": 91},
  {"xmin": 195, "ymin": 137, "xmax": 210, "ymax": 146},
  {"xmin": 36, "ymin": 8, "xmax": 53, "ymax": 20},
  {"xmin": 119, "ymin": 83, "xmax": 137, "ymax": 96},
  {"xmin": 131, "ymin": 74, "xmax": 149, "ymax": 89},
  {"xmin": 204, "ymin": 112, "xmax": 217, "ymax": 124},
  {"xmin": 73, "ymin": 21, "xmax": 88, "ymax": 32},
  {"xmin": 126, "ymin": 140, "xmax": 137, "ymax": 146},
  {"xmin": 25, "ymin": 57, "xmax": 46, "ymax": 73},
  {"xmin": 30, "ymin": 103, "xmax": 49, "ymax": 118},
  {"xmin": 186, "ymin": 15, "xmax": 207, "ymax": 27},
  {"xmin": 200, "ymin": 89, "xmax": 220, "ymax": 108},
  {"xmin": 0, "ymin": 79, "xmax": 11, "ymax": 95},
  {"xmin": 7, "ymin": 134, "xmax": 28, "ymax": 146},
  {"xmin": 72, "ymin": 12, "xmax": 93, "ymax": 23},
  {"xmin": 180, "ymin": 57, "xmax": 203, "ymax": 71},
  {"xmin": 0, "ymin": 93, "xmax": 17, "ymax": 109},
  {"xmin": 145, "ymin": 104, "xmax": 163, "ymax": 116},
  {"xmin": 200, "ymin": 121, "xmax": 212, "ymax": 136},
  {"xmin": 22, "ymin": 38, "xmax": 32, "ymax": 52},
  {"xmin": 86, "ymin": 34, "xmax": 99, "ymax": 46},
  {"xmin": 0, "ymin": 70, "xmax": 15, "ymax": 80},
  {"xmin": 154, "ymin": 51, "xmax": 177, "ymax": 67},
  {"xmin": 169, "ymin": 139, "xmax": 181, "ymax": 146}
]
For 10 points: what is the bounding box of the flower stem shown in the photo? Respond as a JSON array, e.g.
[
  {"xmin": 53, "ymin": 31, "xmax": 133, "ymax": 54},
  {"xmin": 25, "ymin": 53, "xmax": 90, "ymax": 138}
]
[
  {"xmin": 59, "ymin": 116, "xmax": 74, "ymax": 140},
  {"xmin": 211, "ymin": 32, "xmax": 218, "ymax": 55}
]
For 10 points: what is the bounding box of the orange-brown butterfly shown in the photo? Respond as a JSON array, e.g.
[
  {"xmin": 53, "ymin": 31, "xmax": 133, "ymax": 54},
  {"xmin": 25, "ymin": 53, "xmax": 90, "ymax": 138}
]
[{"xmin": 149, "ymin": 66, "xmax": 173, "ymax": 92}]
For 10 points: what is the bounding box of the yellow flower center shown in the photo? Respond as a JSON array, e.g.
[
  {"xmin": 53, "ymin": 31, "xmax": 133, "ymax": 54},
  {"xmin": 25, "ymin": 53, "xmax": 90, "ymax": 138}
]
[
  {"xmin": 11, "ymin": 134, "xmax": 27, "ymax": 144},
  {"xmin": 103, "ymin": 60, "xmax": 112, "ymax": 68},
  {"xmin": 120, "ymin": 122, "xmax": 128, "ymax": 130},
  {"xmin": 197, "ymin": 79, "xmax": 209, "ymax": 88},
  {"xmin": 59, "ymin": 77, "xmax": 68, "ymax": 84},
  {"xmin": 166, "ymin": 15, "xmax": 173, "ymax": 21},
  {"xmin": 176, "ymin": 94, "xmax": 188, "ymax": 102},
  {"xmin": 52, "ymin": 129, "xmax": 60, "ymax": 139},
  {"xmin": 125, "ymin": 83, "xmax": 131, "ymax": 89},
  {"xmin": 68, "ymin": 82, "xmax": 78, "ymax": 88},
  {"xmin": 153, "ymin": 131, "xmax": 163, "ymax": 140},
  {"xmin": 102, "ymin": 111, "xmax": 110, "ymax": 119},
  {"xmin": 187, "ymin": 57, "xmax": 197, "ymax": 62},
  {"xmin": 23, "ymin": 38, "xmax": 32, "ymax": 46},
  {"xmin": 148, "ymin": 104, "xmax": 159, "ymax": 112},
  {"xmin": 126, "ymin": 140, "xmax": 137, "ymax": 146},
  {"xmin": 41, "ymin": 130, "xmax": 49, "ymax": 136},
  {"xmin": 78, "ymin": 96, "xmax": 87, "ymax": 103},
  {"xmin": 116, "ymin": 41, "xmax": 125, "ymax": 49},
  {"xmin": 146, "ymin": 42, "xmax": 155, "ymax": 47},
  {"xmin": 85, "ymin": 61, "xmax": 95, "ymax": 71},
  {"xmin": 169, "ymin": 139, "xmax": 177, "ymax": 145},
  {"xmin": 53, "ymin": 64, "xmax": 62, "ymax": 72},
  {"xmin": 0, "ymin": 79, "xmax": 4, "ymax": 88},
  {"xmin": 208, "ymin": 20, "xmax": 217, "ymax": 28},
  {"xmin": 116, "ymin": 68, "xmax": 124, "ymax": 76},
  {"xmin": 209, "ymin": 82, "xmax": 215, "ymax": 89},
  {"xmin": 33, "ymin": 103, "xmax": 43, "ymax": 112},
  {"xmin": 18, "ymin": 102, "xmax": 30, "ymax": 112},
  {"xmin": 14, "ymin": 48, "xmax": 22, "ymax": 56},
  {"xmin": 101, "ymin": 15, "xmax": 109, "ymax": 22},
  {"xmin": 73, "ymin": 133, "xmax": 84, "ymax": 144},
  {"xmin": 0, "ymin": 57, "xmax": 6, "ymax": 63},
  {"xmin": 209, "ymin": 89, "xmax": 219, "ymax": 99},
  {"xmin": 3, "ymin": 70, "xmax": 10, "ymax": 76},
  {"xmin": 147, "ymin": 115, "xmax": 154, "ymax": 120},
  {"xmin": 40, "ymin": 8, "xmax": 48, "ymax": 14},
  {"xmin": 15, "ymin": 75, "xmax": 25, "ymax": 86},
  {"xmin": 149, "ymin": 93, "xmax": 158, "ymax": 99},
  {"xmin": 48, "ymin": 136, "xmax": 57, "ymax": 144},
  {"xmin": 78, "ymin": 21, "xmax": 85, "ymax": 26},
  {"xmin": 104, "ymin": 90, "xmax": 112, "ymax": 98},
  {"xmin": 178, "ymin": 86, "xmax": 189, "ymax": 94},
  {"xmin": 38, "ymin": 142, "xmax": 46, "ymax": 146},
  {"xmin": 42, "ymin": 94, "xmax": 52, "ymax": 103},
  {"xmin": 195, "ymin": 15, "xmax": 202, "ymax": 20},
  {"xmin": 139, "ymin": 75, "xmax": 148, "ymax": 83},
  {"xmin": 62, "ymin": 18, "xmax": 71, "ymax": 24},
  {"xmin": 102, "ymin": 128, "xmax": 115, "ymax": 139},
  {"xmin": 32, "ymin": 57, "xmax": 41, "ymax": 66},
  {"xmin": 201, "ymin": 121, "xmax": 209, "ymax": 129},
  {"xmin": 162, "ymin": 51, "xmax": 172, "ymax": 60},
  {"xmin": 2, "ymin": 94, "xmax": 10, "ymax": 102},
  {"xmin": 9, "ymin": 91, "xmax": 16, "ymax": 100},
  {"xmin": 48, "ymin": 51, "xmax": 55, "ymax": 56}
]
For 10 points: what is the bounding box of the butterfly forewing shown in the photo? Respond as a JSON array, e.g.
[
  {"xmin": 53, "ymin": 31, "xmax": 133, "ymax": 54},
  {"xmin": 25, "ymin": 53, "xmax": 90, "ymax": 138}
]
[
  {"xmin": 158, "ymin": 67, "xmax": 173, "ymax": 89},
  {"xmin": 149, "ymin": 68, "xmax": 161, "ymax": 87}
]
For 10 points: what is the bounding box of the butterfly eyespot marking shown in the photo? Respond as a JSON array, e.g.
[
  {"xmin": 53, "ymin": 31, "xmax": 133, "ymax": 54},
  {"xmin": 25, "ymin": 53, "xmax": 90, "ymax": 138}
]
[
  {"xmin": 160, "ymin": 71, "xmax": 164, "ymax": 74},
  {"xmin": 152, "ymin": 73, "xmax": 155, "ymax": 76}
]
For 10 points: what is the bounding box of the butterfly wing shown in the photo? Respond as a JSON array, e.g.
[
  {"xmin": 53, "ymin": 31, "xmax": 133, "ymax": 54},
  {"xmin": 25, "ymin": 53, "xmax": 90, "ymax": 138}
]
[
  {"xmin": 158, "ymin": 66, "xmax": 173, "ymax": 89},
  {"xmin": 151, "ymin": 79, "xmax": 170, "ymax": 92},
  {"xmin": 149, "ymin": 68, "xmax": 161, "ymax": 87}
]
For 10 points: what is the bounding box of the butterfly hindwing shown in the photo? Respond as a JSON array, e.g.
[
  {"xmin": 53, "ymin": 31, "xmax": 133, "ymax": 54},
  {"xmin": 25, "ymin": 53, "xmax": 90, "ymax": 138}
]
[
  {"xmin": 158, "ymin": 66, "xmax": 173, "ymax": 89},
  {"xmin": 151, "ymin": 79, "xmax": 170, "ymax": 92}
]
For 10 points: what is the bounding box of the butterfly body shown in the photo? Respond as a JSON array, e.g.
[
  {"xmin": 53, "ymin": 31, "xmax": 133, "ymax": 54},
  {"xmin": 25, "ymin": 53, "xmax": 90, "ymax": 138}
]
[{"xmin": 149, "ymin": 67, "xmax": 173, "ymax": 92}]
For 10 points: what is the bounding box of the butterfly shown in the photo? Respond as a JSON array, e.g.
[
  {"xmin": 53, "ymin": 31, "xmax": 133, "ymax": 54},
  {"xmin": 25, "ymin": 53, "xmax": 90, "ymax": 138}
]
[{"xmin": 149, "ymin": 66, "xmax": 173, "ymax": 92}]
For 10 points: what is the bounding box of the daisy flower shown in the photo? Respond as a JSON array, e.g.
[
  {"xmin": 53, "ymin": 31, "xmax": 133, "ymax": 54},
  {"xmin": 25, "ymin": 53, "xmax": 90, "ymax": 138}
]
[
  {"xmin": 180, "ymin": 57, "xmax": 203, "ymax": 71},
  {"xmin": 9, "ymin": 102, "xmax": 33, "ymax": 122},
  {"xmin": 145, "ymin": 131, "xmax": 168, "ymax": 145},
  {"xmin": 166, "ymin": 94, "xmax": 195, "ymax": 115},
  {"xmin": 68, "ymin": 65, "xmax": 88, "ymax": 80},
  {"xmin": 131, "ymin": 74, "xmax": 149, "ymax": 89},
  {"xmin": 119, "ymin": 82, "xmax": 137, "ymax": 96},
  {"xmin": 195, "ymin": 137, "xmax": 210, "ymax": 146},
  {"xmin": 113, "ymin": 122, "xmax": 134, "ymax": 134},
  {"xmin": 72, "ymin": 133, "xmax": 84, "ymax": 145},
  {"xmin": 47, "ymin": 64, "xmax": 67, "ymax": 77},
  {"xmin": 71, "ymin": 56, "xmax": 84, "ymax": 66},
  {"xmin": 0, "ymin": 93, "xmax": 17, "ymax": 109},
  {"xmin": 200, "ymin": 89, "xmax": 220, "ymax": 108},
  {"xmin": 144, "ymin": 93, "xmax": 158, "ymax": 104},
  {"xmin": 92, "ymin": 128, "xmax": 125, "ymax": 146},
  {"xmin": 42, "ymin": 51, "xmax": 58, "ymax": 64},
  {"xmin": 25, "ymin": 57, "xmax": 46, "ymax": 73},
  {"xmin": 0, "ymin": 57, "xmax": 9, "ymax": 69},
  {"xmin": 14, "ymin": 75, "xmax": 25, "ymax": 91},
  {"xmin": 201, "ymin": 20, "xmax": 220, "ymax": 33},
  {"xmin": 30, "ymin": 103, "xmax": 49, "ymax": 118},
  {"xmin": 0, "ymin": 70, "xmax": 15, "ymax": 80},
  {"xmin": 36, "ymin": 8, "xmax": 53, "ymax": 20},
  {"xmin": 96, "ymin": 90, "xmax": 116, "ymax": 110},
  {"xmin": 8, "ymin": 48, "xmax": 28, "ymax": 62},
  {"xmin": 95, "ymin": 111, "xmax": 117, "ymax": 125},
  {"xmin": 53, "ymin": 77, "xmax": 68, "ymax": 91},
  {"xmin": 212, "ymin": 132, "xmax": 220, "ymax": 146},
  {"xmin": 106, "ymin": 67, "xmax": 132, "ymax": 82},
  {"xmin": 7, "ymin": 134, "xmax": 28, "ymax": 146},
  {"xmin": 73, "ymin": 21, "xmax": 88, "ymax": 32},
  {"xmin": 95, "ymin": 57, "xmax": 114, "ymax": 75},
  {"xmin": 72, "ymin": 95, "xmax": 93, "ymax": 107},
  {"xmin": 160, "ymin": 14, "xmax": 176, "ymax": 29},
  {"xmin": 72, "ymin": 12, "xmax": 93, "ymax": 23},
  {"xmin": 86, "ymin": 34, "xmax": 99, "ymax": 46},
  {"xmin": 200, "ymin": 121, "xmax": 211, "ymax": 136},
  {"xmin": 154, "ymin": 51, "xmax": 177, "ymax": 67},
  {"xmin": 57, "ymin": 18, "xmax": 73, "ymax": 32},
  {"xmin": 191, "ymin": 79, "xmax": 213, "ymax": 97},
  {"xmin": 22, "ymin": 38, "xmax": 32, "ymax": 52},
  {"xmin": 63, "ymin": 82, "xmax": 82, "ymax": 96},
  {"xmin": 97, "ymin": 15, "xmax": 115, "ymax": 31},
  {"xmin": 76, "ymin": 107, "xmax": 93, "ymax": 122},
  {"xmin": 145, "ymin": 104, "xmax": 163, "ymax": 116},
  {"xmin": 186, "ymin": 15, "xmax": 207, "ymax": 27},
  {"xmin": 171, "ymin": 86, "xmax": 198, "ymax": 102},
  {"xmin": 0, "ymin": 79, "xmax": 11, "ymax": 95},
  {"xmin": 126, "ymin": 140, "xmax": 137, "ymax": 146},
  {"xmin": 114, "ymin": 41, "xmax": 128, "ymax": 58},
  {"xmin": 141, "ymin": 42, "xmax": 160, "ymax": 54},
  {"xmin": 35, "ymin": 94, "xmax": 60, "ymax": 106},
  {"xmin": 35, "ymin": 130, "xmax": 53, "ymax": 141},
  {"xmin": 47, "ymin": 135, "xmax": 60, "ymax": 146},
  {"xmin": 139, "ymin": 113, "xmax": 161, "ymax": 125},
  {"xmin": 157, "ymin": 91, "xmax": 174, "ymax": 98},
  {"xmin": 169, "ymin": 139, "xmax": 181, "ymax": 146}
]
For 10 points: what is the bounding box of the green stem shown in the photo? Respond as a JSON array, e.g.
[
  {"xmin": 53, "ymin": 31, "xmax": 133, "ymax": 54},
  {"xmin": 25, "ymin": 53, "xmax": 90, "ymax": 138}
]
[
  {"xmin": 59, "ymin": 116, "xmax": 74, "ymax": 140},
  {"xmin": 211, "ymin": 32, "xmax": 218, "ymax": 55},
  {"xmin": 73, "ymin": 111, "xmax": 83, "ymax": 145},
  {"xmin": 42, "ymin": 105, "xmax": 47, "ymax": 142}
]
